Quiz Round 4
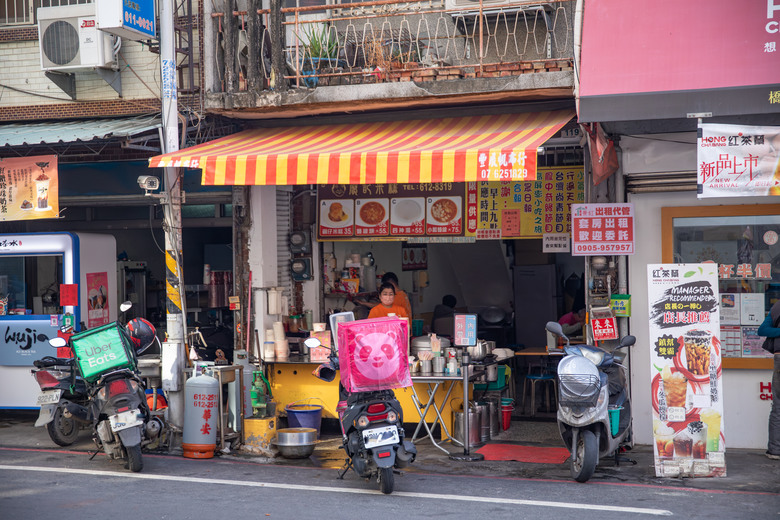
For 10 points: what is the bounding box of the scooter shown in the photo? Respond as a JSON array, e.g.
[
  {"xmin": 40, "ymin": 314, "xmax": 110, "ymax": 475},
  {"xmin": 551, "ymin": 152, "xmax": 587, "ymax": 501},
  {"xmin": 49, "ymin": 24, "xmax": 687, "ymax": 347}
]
[
  {"xmin": 545, "ymin": 321, "xmax": 637, "ymax": 483},
  {"xmin": 31, "ymin": 352, "xmax": 89, "ymax": 446},
  {"xmin": 49, "ymin": 303, "xmax": 165, "ymax": 472},
  {"xmin": 306, "ymin": 336, "xmax": 416, "ymax": 494}
]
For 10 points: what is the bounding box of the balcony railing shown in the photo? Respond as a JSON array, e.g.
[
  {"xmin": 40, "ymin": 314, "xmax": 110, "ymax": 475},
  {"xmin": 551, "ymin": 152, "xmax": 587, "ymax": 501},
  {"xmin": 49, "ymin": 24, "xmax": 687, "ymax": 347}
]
[{"xmin": 212, "ymin": 0, "xmax": 574, "ymax": 93}]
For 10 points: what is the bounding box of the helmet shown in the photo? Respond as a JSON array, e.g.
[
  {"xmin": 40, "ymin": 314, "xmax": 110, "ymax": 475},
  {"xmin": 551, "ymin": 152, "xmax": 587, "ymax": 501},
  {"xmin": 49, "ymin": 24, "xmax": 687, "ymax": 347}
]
[{"xmin": 126, "ymin": 318, "xmax": 157, "ymax": 354}]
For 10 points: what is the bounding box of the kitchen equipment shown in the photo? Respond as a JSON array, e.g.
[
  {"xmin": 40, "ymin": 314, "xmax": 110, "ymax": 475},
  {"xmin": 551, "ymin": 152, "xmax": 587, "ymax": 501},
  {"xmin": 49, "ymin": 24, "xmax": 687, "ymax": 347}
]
[
  {"xmin": 433, "ymin": 356, "xmax": 445, "ymax": 374},
  {"xmin": 453, "ymin": 408, "xmax": 481, "ymax": 447},
  {"xmin": 274, "ymin": 427, "xmax": 317, "ymax": 458},
  {"xmin": 411, "ymin": 335, "xmax": 451, "ymax": 358},
  {"xmin": 466, "ymin": 341, "xmax": 487, "ymax": 361},
  {"xmin": 476, "ymin": 402, "xmax": 490, "ymax": 442},
  {"xmin": 486, "ymin": 363, "xmax": 498, "ymax": 382}
]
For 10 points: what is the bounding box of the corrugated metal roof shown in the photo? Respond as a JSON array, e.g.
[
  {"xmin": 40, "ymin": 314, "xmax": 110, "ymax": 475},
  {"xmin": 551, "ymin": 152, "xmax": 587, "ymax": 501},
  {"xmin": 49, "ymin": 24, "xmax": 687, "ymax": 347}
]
[{"xmin": 0, "ymin": 115, "xmax": 161, "ymax": 147}]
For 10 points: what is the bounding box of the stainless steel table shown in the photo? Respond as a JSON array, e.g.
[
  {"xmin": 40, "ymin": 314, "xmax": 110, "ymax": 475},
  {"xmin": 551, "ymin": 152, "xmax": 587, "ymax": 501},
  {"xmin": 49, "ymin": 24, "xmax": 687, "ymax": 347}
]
[{"xmin": 409, "ymin": 374, "xmax": 463, "ymax": 454}]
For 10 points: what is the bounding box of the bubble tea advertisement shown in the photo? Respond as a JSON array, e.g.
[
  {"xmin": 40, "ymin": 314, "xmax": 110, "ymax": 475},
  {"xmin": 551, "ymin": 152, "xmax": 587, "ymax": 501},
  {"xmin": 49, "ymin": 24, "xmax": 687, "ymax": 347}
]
[{"xmin": 647, "ymin": 264, "xmax": 726, "ymax": 478}]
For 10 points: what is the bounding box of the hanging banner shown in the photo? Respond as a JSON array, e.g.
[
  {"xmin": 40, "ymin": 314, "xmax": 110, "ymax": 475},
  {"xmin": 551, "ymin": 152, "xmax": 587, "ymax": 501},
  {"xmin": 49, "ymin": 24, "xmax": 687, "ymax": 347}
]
[
  {"xmin": 571, "ymin": 203, "xmax": 635, "ymax": 256},
  {"xmin": 697, "ymin": 123, "xmax": 780, "ymax": 198},
  {"xmin": 647, "ymin": 264, "xmax": 726, "ymax": 478},
  {"xmin": 86, "ymin": 272, "xmax": 110, "ymax": 329},
  {"xmin": 0, "ymin": 155, "xmax": 58, "ymax": 222}
]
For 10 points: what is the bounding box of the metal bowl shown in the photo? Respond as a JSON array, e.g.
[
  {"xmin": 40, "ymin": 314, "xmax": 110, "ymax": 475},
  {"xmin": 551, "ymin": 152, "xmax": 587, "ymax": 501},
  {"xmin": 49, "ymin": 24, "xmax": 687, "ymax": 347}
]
[{"xmin": 275, "ymin": 428, "xmax": 317, "ymax": 459}]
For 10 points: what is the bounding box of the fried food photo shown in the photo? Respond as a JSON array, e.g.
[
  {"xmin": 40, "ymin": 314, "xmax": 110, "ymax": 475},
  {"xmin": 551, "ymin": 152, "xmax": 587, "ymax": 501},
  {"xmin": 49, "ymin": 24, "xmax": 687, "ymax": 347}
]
[{"xmin": 328, "ymin": 202, "xmax": 348, "ymax": 222}]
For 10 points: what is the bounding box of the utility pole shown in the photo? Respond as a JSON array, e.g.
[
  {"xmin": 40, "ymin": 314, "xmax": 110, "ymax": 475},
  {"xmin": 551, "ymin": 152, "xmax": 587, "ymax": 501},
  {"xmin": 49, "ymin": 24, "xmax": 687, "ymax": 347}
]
[{"xmin": 159, "ymin": 0, "xmax": 187, "ymax": 433}]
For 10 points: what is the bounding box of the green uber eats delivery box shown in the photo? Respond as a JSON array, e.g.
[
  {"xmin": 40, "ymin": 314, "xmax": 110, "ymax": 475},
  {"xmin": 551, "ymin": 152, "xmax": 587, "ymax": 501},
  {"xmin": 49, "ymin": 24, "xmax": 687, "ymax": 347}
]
[{"xmin": 71, "ymin": 322, "xmax": 137, "ymax": 383}]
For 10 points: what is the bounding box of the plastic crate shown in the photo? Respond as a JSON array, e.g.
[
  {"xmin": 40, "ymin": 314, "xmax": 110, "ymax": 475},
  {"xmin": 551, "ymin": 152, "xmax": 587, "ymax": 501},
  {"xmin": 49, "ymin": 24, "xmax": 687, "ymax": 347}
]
[
  {"xmin": 70, "ymin": 322, "xmax": 136, "ymax": 382},
  {"xmin": 474, "ymin": 364, "xmax": 507, "ymax": 391}
]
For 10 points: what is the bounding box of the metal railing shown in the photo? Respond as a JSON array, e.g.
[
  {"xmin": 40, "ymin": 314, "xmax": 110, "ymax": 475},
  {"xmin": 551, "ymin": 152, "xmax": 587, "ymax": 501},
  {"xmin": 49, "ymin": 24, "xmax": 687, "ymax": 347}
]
[
  {"xmin": 213, "ymin": 0, "xmax": 574, "ymax": 92},
  {"xmin": 1, "ymin": 0, "xmax": 91, "ymax": 26}
]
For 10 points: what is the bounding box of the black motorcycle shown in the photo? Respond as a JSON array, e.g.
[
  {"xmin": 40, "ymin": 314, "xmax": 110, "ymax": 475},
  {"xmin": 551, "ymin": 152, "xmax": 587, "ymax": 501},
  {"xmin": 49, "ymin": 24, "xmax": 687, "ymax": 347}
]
[
  {"xmin": 31, "ymin": 353, "xmax": 89, "ymax": 446},
  {"xmin": 305, "ymin": 337, "xmax": 416, "ymax": 494},
  {"xmin": 49, "ymin": 304, "xmax": 164, "ymax": 472}
]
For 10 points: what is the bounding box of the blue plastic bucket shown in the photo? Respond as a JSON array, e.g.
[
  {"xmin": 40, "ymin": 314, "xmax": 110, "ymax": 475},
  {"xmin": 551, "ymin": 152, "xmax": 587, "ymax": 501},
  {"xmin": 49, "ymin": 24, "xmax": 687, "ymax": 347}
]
[{"xmin": 286, "ymin": 403, "xmax": 323, "ymax": 438}]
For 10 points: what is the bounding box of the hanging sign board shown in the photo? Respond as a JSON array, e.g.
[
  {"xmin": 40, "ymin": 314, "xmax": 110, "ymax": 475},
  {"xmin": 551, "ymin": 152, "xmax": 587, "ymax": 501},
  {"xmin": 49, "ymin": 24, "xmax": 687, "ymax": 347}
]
[
  {"xmin": 571, "ymin": 203, "xmax": 635, "ymax": 256},
  {"xmin": 697, "ymin": 123, "xmax": 780, "ymax": 198},
  {"xmin": 453, "ymin": 314, "xmax": 477, "ymax": 346},
  {"xmin": 97, "ymin": 0, "xmax": 156, "ymax": 40},
  {"xmin": 591, "ymin": 317, "xmax": 618, "ymax": 341},
  {"xmin": 0, "ymin": 155, "xmax": 58, "ymax": 222},
  {"xmin": 647, "ymin": 264, "xmax": 726, "ymax": 478}
]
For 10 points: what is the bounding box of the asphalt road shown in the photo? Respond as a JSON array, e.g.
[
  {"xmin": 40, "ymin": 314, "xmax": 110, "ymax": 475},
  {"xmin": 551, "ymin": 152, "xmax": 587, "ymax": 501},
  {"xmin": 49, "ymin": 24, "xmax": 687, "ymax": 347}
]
[{"xmin": 1, "ymin": 445, "xmax": 778, "ymax": 520}]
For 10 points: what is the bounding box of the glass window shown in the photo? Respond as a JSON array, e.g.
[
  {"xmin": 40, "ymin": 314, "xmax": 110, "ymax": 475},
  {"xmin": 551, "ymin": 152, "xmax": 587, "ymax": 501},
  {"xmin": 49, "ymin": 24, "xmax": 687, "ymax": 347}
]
[
  {"xmin": 0, "ymin": 254, "xmax": 63, "ymax": 315},
  {"xmin": 663, "ymin": 204, "xmax": 779, "ymax": 368}
]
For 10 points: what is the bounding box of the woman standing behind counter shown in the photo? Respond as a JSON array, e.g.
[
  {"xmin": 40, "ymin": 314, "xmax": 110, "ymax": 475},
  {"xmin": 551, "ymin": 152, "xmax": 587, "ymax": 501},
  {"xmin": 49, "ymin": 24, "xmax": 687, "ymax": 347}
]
[{"xmin": 368, "ymin": 283, "xmax": 409, "ymax": 319}]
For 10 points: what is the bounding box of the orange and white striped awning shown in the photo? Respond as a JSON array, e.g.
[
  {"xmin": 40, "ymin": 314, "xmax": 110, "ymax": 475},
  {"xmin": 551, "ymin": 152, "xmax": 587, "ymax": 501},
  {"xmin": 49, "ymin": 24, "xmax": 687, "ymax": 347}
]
[{"xmin": 148, "ymin": 110, "xmax": 574, "ymax": 185}]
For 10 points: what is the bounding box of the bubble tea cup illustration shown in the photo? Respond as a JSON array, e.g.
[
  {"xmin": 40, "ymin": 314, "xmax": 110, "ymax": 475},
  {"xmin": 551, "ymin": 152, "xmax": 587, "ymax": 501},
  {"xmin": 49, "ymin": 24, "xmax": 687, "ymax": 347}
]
[
  {"xmin": 687, "ymin": 421, "xmax": 707, "ymax": 459},
  {"xmin": 662, "ymin": 365, "xmax": 687, "ymax": 408},
  {"xmin": 35, "ymin": 173, "xmax": 50, "ymax": 210},
  {"xmin": 700, "ymin": 408, "xmax": 722, "ymax": 452}
]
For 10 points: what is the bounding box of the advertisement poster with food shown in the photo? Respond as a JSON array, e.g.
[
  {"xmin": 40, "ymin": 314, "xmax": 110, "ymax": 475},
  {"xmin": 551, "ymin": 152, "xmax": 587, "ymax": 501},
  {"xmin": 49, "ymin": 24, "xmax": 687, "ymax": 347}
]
[
  {"xmin": 355, "ymin": 198, "xmax": 388, "ymax": 236},
  {"xmin": 390, "ymin": 197, "xmax": 425, "ymax": 236},
  {"xmin": 319, "ymin": 199, "xmax": 354, "ymax": 237},
  {"xmin": 426, "ymin": 196, "xmax": 462, "ymax": 235},
  {"xmin": 0, "ymin": 155, "xmax": 59, "ymax": 222},
  {"xmin": 647, "ymin": 264, "xmax": 726, "ymax": 478},
  {"xmin": 86, "ymin": 272, "xmax": 110, "ymax": 329}
]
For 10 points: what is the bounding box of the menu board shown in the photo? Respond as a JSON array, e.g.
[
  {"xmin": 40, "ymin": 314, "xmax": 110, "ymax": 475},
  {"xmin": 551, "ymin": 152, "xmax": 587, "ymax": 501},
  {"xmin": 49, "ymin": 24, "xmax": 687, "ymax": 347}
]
[
  {"xmin": 316, "ymin": 166, "xmax": 583, "ymax": 241},
  {"xmin": 647, "ymin": 264, "xmax": 726, "ymax": 478}
]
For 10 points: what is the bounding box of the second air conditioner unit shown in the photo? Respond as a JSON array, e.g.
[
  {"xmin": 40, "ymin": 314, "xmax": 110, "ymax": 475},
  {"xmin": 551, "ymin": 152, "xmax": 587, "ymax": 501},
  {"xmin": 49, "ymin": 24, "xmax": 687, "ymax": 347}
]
[{"xmin": 38, "ymin": 3, "xmax": 116, "ymax": 72}]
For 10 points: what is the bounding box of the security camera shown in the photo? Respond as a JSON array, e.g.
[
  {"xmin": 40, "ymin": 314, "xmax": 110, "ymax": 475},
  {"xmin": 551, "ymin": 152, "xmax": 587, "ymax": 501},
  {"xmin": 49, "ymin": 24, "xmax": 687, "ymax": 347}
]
[{"xmin": 137, "ymin": 175, "xmax": 160, "ymax": 191}]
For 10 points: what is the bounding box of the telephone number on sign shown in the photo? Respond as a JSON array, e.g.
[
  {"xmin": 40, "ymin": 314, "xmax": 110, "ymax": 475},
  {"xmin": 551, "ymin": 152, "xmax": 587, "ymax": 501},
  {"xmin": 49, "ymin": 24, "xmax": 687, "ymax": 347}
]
[
  {"xmin": 574, "ymin": 243, "xmax": 633, "ymax": 253},
  {"xmin": 479, "ymin": 168, "xmax": 528, "ymax": 180}
]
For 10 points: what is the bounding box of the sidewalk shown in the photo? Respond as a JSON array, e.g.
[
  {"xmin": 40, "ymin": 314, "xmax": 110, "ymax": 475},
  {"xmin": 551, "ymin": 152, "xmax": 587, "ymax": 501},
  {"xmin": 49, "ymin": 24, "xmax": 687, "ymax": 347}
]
[{"xmin": 2, "ymin": 410, "xmax": 778, "ymax": 495}]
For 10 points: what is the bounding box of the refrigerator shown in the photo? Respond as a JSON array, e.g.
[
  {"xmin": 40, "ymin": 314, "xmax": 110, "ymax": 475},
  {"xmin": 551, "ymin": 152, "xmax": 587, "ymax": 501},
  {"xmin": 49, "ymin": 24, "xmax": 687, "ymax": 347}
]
[{"xmin": 513, "ymin": 264, "xmax": 558, "ymax": 349}]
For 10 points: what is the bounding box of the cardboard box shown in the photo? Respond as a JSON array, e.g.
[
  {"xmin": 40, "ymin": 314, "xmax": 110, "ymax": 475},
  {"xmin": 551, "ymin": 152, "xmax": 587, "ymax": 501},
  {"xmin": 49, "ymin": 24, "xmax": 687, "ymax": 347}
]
[{"xmin": 609, "ymin": 294, "xmax": 631, "ymax": 317}]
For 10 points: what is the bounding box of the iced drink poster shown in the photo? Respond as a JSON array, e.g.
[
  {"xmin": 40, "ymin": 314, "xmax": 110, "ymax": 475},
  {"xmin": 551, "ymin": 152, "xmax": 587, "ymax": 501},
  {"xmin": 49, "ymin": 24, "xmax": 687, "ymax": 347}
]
[{"xmin": 647, "ymin": 264, "xmax": 725, "ymax": 478}]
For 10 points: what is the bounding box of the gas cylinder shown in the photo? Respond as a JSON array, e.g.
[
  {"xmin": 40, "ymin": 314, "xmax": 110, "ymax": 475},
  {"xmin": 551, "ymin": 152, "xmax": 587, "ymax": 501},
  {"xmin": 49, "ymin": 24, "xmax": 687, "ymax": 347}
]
[{"xmin": 182, "ymin": 371, "xmax": 219, "ymax": 459}]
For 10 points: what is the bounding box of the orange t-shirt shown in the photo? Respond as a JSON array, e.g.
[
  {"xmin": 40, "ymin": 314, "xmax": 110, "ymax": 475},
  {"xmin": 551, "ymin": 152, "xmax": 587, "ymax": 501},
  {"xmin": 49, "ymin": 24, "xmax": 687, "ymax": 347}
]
[
  {"xmin": 368, "ymin": 303, "xmax": 408, "ymax": 319},
  {"xmin": 394, "ymin": 290, "xmax": 412, "ymax": 318}
]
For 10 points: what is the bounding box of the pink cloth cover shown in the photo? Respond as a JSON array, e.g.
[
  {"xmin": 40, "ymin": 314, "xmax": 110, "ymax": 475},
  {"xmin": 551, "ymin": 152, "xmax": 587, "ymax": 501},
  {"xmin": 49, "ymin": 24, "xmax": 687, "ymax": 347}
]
[{"xmin": 337, "ymin": 317, "xmax": 411, "ymax": 392}]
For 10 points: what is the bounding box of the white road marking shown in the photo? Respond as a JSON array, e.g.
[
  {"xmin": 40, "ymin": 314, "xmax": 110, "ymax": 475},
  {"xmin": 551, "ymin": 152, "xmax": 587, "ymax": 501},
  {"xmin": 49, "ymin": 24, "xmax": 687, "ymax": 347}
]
[{"xmin": 0, "ymin": 464, "xmax": 672, "ymax": 516}]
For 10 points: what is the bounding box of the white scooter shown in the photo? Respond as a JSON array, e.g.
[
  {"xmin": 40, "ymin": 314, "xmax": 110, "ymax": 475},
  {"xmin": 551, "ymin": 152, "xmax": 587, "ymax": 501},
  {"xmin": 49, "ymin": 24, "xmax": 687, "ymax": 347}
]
[{"xmin": 545, "ymin": 321, "xmax": 637, "ymax": 482}]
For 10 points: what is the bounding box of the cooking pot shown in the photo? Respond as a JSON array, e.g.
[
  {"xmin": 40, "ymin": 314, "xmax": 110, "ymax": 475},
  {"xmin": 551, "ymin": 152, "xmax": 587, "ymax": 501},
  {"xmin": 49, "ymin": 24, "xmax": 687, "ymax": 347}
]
[
  {"xmin": 466, "ymin": 341, "xmax": 488, "ymax": 360},
  {"xmin": 411, "ymin": 335, "xmax": 451, "ymax": 357}
]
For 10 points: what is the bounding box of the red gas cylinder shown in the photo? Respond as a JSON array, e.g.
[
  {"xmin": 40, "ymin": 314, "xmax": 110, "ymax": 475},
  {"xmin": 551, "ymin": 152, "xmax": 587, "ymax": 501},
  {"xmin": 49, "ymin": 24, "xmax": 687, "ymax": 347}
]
[{"xmin": 182, "ymin": 372, "xmax": 219, "ymax": 459}]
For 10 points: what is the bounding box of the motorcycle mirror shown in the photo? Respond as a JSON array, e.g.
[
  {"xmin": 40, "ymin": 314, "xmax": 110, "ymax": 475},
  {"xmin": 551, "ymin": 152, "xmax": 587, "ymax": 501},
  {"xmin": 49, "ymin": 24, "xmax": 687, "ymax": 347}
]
[
  {"xmin": 49, "ymin": 337, "xmax": 67, "ymax": 348},
  {"xmin": 119, "ymin": 301, "xmax": 132, "ymax": 313},
  {"xmin": 619, "ymin": 335, "xmax": 636, "ymax": 348},
  {"xmin": 304, "ymin": 337, "xmax": 326, "ymax": 350},
  {"xmin": 545, "ymin": 321, "xmax": 565, "ymax": 337}
]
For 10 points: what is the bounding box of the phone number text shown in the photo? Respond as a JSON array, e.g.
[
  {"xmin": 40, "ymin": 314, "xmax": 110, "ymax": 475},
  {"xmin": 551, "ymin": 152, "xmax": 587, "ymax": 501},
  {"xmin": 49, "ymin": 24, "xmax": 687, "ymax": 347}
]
[{"xmin": 573, "ymin": 243, "xmax": 633, "ymax": 253}]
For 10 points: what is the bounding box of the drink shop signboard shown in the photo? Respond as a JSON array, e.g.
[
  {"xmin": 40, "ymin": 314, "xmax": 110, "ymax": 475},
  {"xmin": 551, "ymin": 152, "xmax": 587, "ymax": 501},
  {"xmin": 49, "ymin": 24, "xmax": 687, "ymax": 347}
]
[{"xmin": 647, "ymin": 264, "xmax": 726, "ymax": 478}]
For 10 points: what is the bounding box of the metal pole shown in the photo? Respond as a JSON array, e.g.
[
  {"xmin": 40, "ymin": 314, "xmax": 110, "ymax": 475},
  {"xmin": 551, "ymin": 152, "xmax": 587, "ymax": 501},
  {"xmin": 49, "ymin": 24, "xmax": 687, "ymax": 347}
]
[
  {"xmin": 449, "ymin": 351, "xmax": 483, "ymax": 461},
  {"xmin": 160, "ymin": 0, "xmax": 187, "ymax": 431}
]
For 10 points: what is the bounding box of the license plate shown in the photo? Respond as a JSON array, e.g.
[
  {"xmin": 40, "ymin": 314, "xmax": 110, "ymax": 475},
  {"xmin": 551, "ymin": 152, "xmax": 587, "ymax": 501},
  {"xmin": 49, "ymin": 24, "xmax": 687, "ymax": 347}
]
[
  {"xmin": 109, "ymin": 409, "xmax": 143, "ymax": 432},
  {"xmin": 36, "ymin": 389, "xmax": 62, "ymax": 405},
  {"xmin": 362, "ymin": 425, "xmax": 399, "ymax": 449}
]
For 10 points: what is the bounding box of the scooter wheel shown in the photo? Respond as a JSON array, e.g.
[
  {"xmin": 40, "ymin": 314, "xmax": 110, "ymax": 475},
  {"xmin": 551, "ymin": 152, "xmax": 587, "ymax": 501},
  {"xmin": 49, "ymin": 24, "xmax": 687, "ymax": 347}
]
[
  {"xmin": 571, "ymin": 430, "xmax": 597, "ymax": 483},
  {"xmin": 126, "ymin": 445, "xmax": 143, "ymax": 472},
  {"xmin": 47, "ymin": 407, "xmax": 80, "ymax": 447},
  {"xmin": 378, "ymin": 467, "xmax": 394, "ymax": 494}
]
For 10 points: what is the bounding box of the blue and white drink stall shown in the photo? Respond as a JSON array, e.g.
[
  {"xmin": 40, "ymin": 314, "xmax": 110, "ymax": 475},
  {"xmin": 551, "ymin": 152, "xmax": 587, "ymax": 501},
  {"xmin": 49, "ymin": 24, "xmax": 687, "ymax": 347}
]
[{"xmin": 0, "ymin": 232, "xmax": 117, "ymax": 408}]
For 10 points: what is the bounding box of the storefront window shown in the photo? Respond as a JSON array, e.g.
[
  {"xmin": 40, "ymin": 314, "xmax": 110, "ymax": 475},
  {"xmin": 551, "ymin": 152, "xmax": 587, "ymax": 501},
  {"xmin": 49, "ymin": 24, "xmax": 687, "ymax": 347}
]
[
  {"xmin": 0, "ymin": 254, "xmax": 63, "ymax": 316},
  {"xmin": 662, "ymin": 204, "xmax": 779, "ymax": 369}
]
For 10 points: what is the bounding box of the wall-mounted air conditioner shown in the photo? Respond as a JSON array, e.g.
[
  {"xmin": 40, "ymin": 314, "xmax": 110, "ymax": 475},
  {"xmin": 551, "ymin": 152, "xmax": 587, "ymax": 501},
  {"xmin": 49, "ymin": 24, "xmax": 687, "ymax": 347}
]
[{"xmin": 38, "ymin": 4, "xmax": 116, "ymax": 72}]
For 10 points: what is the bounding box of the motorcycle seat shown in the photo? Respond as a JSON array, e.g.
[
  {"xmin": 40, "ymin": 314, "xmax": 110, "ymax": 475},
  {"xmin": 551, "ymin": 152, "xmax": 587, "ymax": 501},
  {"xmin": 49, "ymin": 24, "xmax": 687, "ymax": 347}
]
[{"xmin": 33, "ymin": 356, "xmax": 74, "ymax": 368}]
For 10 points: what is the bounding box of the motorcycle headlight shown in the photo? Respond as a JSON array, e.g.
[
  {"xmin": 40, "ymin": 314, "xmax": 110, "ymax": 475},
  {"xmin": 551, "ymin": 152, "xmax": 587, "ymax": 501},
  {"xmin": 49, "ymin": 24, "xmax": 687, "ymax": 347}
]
[
  {"xmin": 386, "ymin": 411, "xmax": 398, "ymax": 424},
  {"xmin": 357, "ymin": 415, "xmax": 369, "ymax": 428},
  {"xmin": 582, "ymin": 349, "xmax": 605, "ymax": 366}
]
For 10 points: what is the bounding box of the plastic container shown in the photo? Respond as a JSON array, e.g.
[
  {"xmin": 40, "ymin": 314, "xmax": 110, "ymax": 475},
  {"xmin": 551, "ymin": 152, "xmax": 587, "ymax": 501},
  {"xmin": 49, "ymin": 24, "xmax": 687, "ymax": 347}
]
[
  {"xmin": 608, "ymin": 406, "xmax": 623, "ymax": 436},
  {"xmin": 501, "ymin": 404, "xmax": 514, "ymax": 431},
  {"xmin": 286, "ymin": 402, "xmax": 323, "ymax": 438}
]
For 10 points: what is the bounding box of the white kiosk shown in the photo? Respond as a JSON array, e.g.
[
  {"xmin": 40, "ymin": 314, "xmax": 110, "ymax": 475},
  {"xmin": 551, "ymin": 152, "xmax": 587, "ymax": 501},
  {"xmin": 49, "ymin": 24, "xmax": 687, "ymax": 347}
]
[{"xmin": 0, "ymin": 232, "xmax": 117, "ymax": 408}]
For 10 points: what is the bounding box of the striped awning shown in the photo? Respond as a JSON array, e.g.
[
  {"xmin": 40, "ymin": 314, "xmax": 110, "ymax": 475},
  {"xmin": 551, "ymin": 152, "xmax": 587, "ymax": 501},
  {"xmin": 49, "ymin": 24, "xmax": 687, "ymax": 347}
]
[{"xmin": 148, "ymin": 110, "xmax": 574, "ymax": 185}]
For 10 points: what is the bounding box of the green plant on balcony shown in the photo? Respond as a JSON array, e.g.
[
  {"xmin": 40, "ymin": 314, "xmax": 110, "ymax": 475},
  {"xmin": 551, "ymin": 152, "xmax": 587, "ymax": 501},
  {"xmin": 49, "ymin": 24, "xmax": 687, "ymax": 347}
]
[{"xmin": 301, "ymin": 23, "xmax": 338, "ymax": 64}]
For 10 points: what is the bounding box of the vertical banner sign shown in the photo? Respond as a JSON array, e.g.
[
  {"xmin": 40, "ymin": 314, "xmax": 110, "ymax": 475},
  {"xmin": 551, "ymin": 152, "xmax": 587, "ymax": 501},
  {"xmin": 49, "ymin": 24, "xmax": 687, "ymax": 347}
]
[
  {"xmin": 647, "ymin": 264, "xmax": 726, "ymax": 478},
  {"xmin": 571, "ymin": 203, "xmax": 635, "ymax": 256},
  {"xmin": 0, "ymin": 155, "xmax": 58, "ymax": 222},
  {"xmin": 86, "ymin": 272, "xmax": 110, "ymax": 329},
  {"xmin": 697, "ymin": 123, "xmax": 780, "ymax": 198}
]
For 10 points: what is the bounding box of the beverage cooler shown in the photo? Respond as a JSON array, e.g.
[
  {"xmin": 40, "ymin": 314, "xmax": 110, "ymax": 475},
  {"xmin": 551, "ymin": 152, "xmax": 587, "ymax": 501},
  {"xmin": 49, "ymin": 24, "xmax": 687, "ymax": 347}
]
[{"xmin": 0, "ymin": 232, "xmax": 117, "ymax": 408}]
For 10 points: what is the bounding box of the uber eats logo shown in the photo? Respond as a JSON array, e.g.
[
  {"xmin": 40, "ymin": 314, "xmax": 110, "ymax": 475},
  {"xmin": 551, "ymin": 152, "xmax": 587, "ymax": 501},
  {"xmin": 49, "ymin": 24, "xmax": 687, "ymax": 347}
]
[{"xmin": 84, "ymin": 341, "xmax": 120, "ymax": 368}]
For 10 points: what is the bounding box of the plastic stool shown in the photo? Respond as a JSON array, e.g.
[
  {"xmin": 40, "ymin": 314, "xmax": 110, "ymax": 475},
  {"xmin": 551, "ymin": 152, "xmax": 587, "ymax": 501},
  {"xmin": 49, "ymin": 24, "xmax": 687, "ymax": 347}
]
[{"xmin": 523, "ymin": 373, "xmax": 558, "ymax": 417}]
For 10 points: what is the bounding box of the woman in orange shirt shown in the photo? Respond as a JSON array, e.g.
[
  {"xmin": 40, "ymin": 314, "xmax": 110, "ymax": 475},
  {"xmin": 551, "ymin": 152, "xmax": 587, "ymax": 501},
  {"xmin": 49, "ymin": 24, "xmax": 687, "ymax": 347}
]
[{"xmin": 368, "ymin": 283, "xmax": 409, "ymax": 319}]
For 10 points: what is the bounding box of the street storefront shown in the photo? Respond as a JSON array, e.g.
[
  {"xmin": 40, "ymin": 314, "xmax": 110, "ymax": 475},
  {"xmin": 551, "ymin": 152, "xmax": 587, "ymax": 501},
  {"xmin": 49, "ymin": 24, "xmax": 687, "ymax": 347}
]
[{"xmin": 148, "ymin": 108, "xmax": 590, "ymax": 446}]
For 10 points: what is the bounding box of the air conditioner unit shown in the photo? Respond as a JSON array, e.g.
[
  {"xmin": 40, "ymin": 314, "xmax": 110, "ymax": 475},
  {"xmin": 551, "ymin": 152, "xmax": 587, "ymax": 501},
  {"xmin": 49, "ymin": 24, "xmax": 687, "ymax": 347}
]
[{"xmin": 38, "ymin": 4, "xmax": 116, "ymax": 72}]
